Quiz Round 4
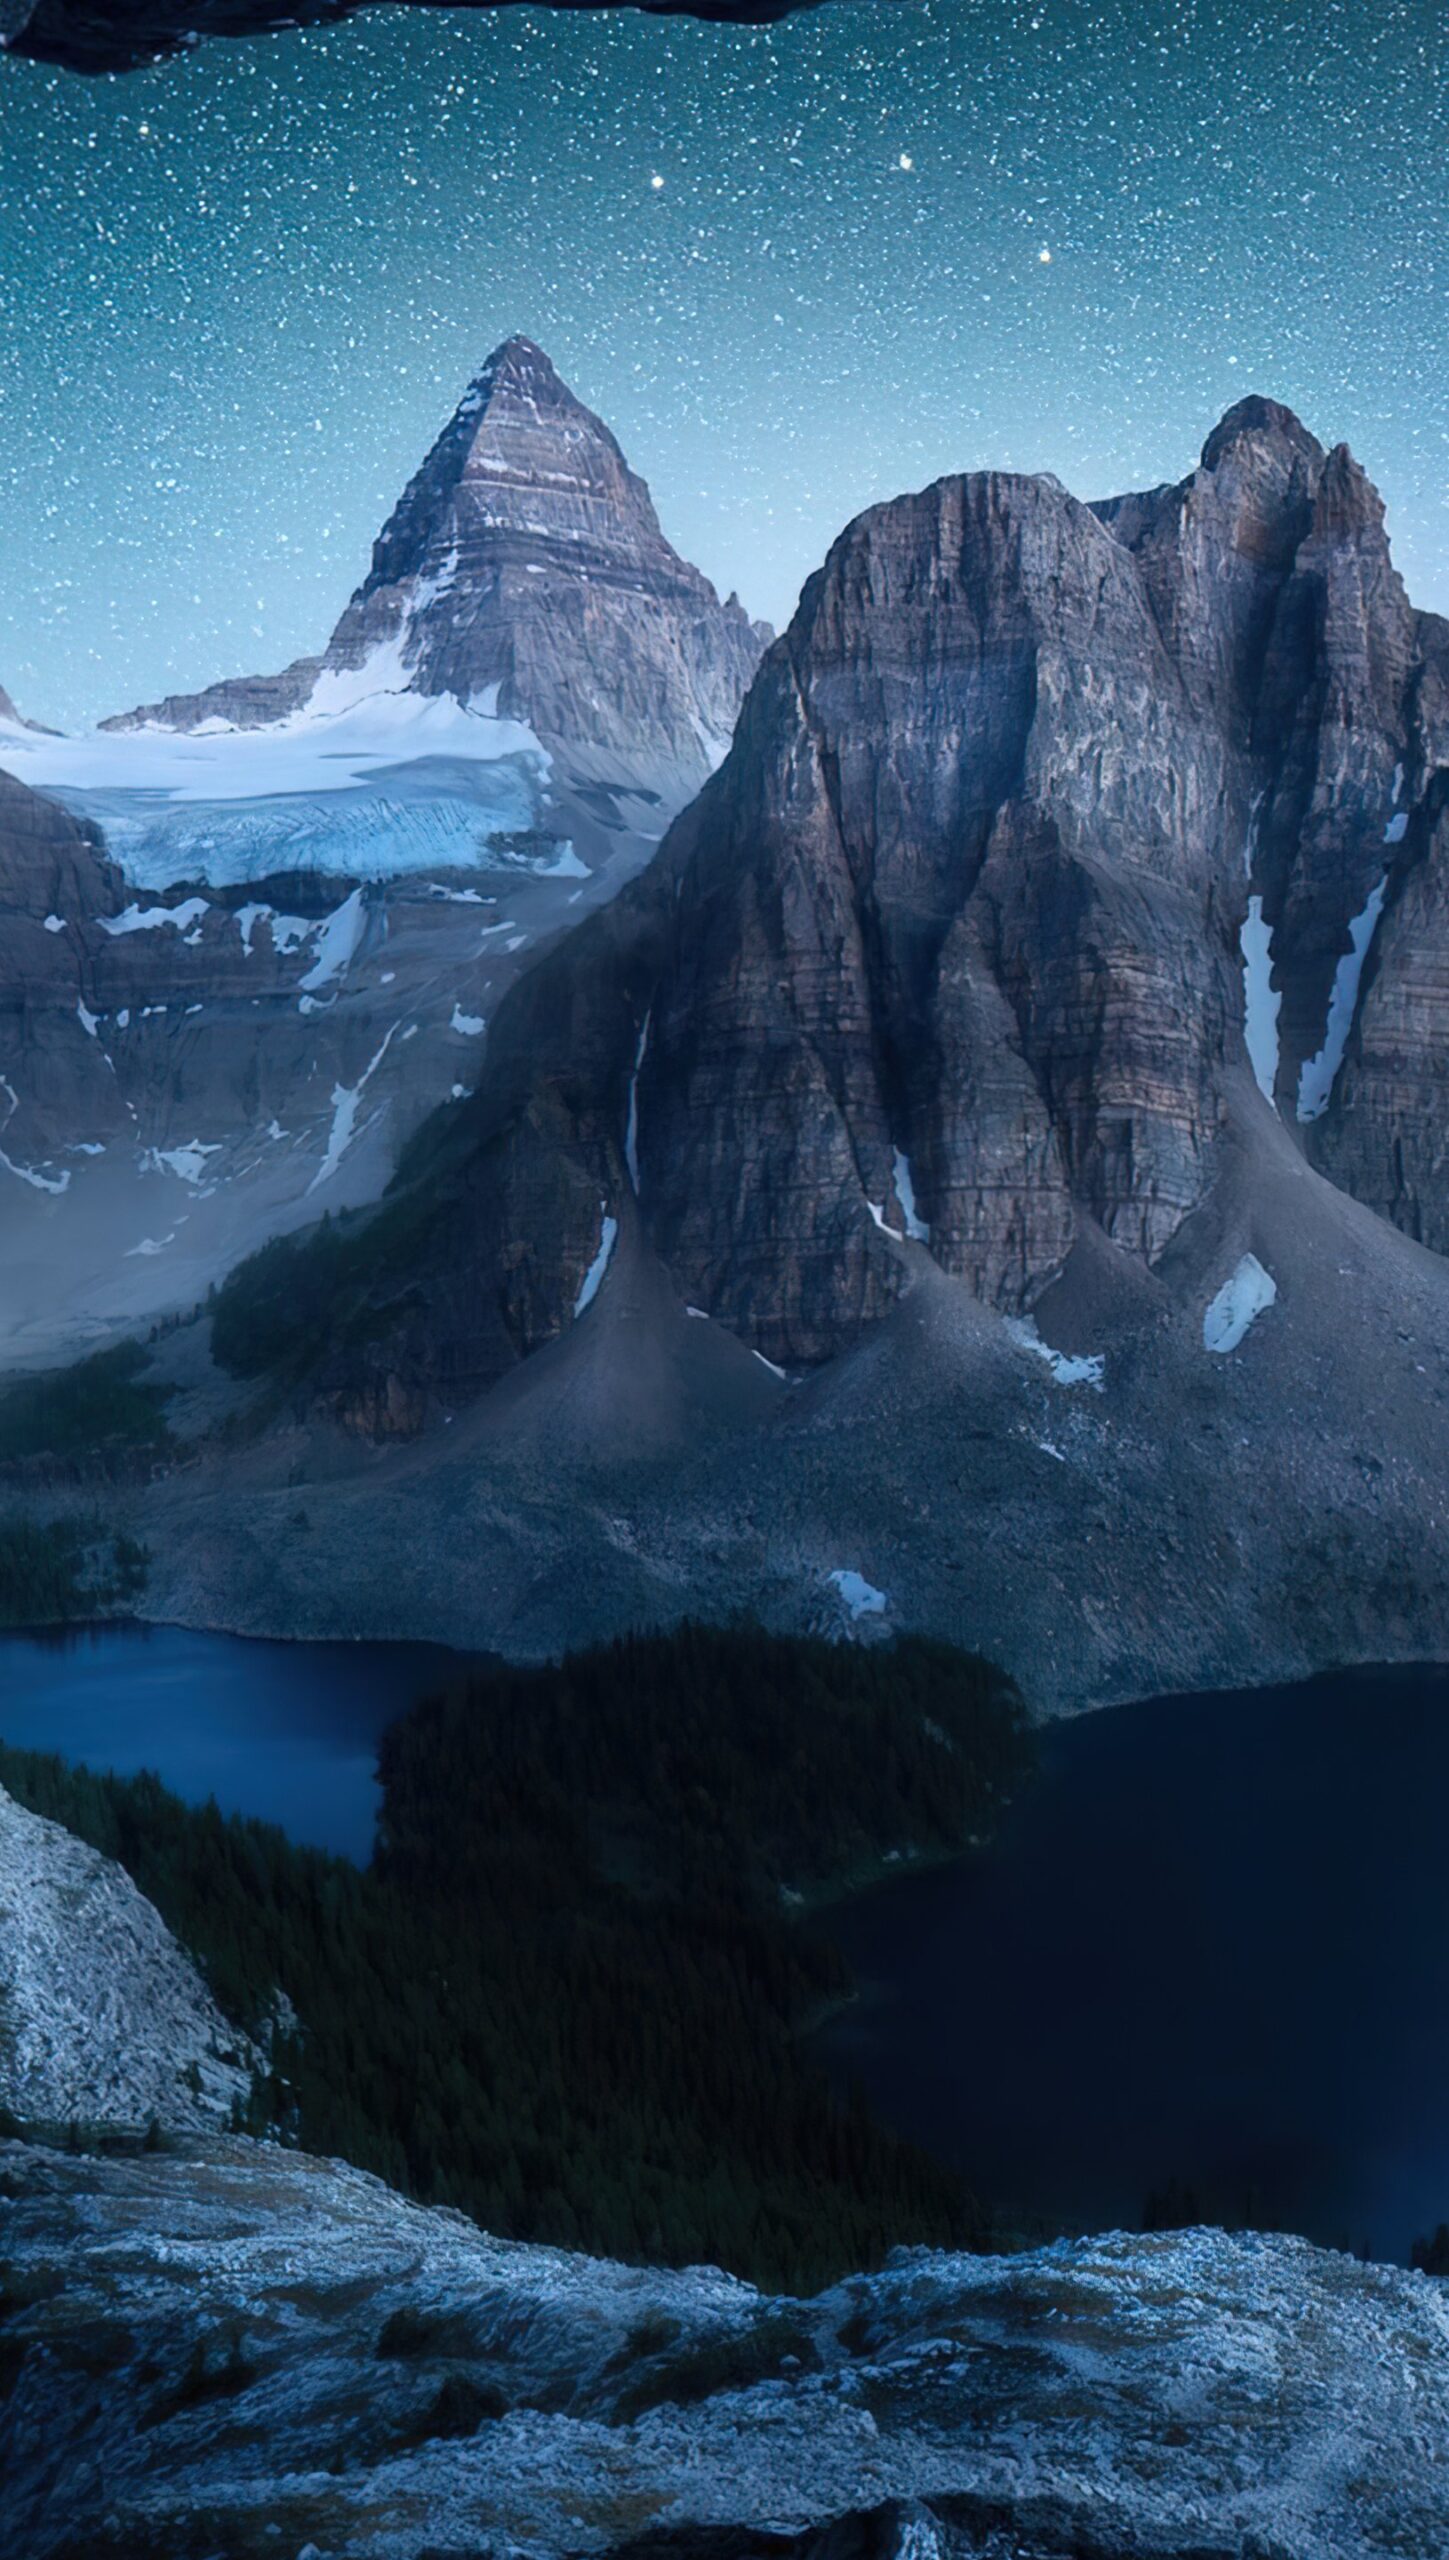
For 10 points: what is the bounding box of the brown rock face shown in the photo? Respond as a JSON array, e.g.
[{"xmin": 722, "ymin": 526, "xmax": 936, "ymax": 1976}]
[
  {"xmin": 106, "ymin": 338, "xmax": 770, "ymax": 811},
  {"xmin": 290, "ymin": 398, "xmax": 1449, "ymax": 1412}
]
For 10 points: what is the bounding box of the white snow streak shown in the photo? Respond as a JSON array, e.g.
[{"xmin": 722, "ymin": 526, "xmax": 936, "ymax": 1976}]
[
  {"xmin": 299, "ymin": 887, "xmax": 368, "ymax": 993},
  {"xmin": 1296, "ymin": 874, "xmax": 1387, "ymax": 1122},
  {"xmin": 891, "ymin": 1148, "xmax": 931, "ymax": 1241},
  {"xmin": 1240, "ymin": 895, "xmax": 1281, "ymax": 1104},
  {"xmin": 625, "ymin": 1009, "xmax": 651, "ymax": 1193},
  {"xmin": 573, "ymin": 1204, "xmax": 618, "ymax": 1318},
  {"xmin": 0, "ymin": 1149, "xmax": 69, "ymax": 1196},
  {"xmin": 308, "ymin": 1025, "xmax": 397, "ymax": 1192}
]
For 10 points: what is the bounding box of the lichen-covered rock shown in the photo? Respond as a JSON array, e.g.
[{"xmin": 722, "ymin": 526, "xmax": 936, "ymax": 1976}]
[
  {"xmin": 4, "ymin": 2131, "xmax": 1449, "ymax": 2557},
  {"xmin": 0, "ymin": 1786, "xmax": 257, "ymax": 2131}
]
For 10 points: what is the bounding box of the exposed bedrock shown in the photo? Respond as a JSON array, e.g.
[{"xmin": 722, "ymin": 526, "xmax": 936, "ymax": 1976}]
[{"xmin": 5, "ymin": 2131, "xmax": 1449, "ymax": 2559}]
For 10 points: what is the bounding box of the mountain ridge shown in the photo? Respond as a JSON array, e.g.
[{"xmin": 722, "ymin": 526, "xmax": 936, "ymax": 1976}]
[{"xmin": 101, "ymin": 392, "xmax": 1449, "ymax": 1711}]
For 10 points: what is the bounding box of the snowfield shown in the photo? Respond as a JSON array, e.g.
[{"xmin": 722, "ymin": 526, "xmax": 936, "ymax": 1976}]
[{"xmin": 0, "ymin": 664, "xmax": 554, "ymax": 887}]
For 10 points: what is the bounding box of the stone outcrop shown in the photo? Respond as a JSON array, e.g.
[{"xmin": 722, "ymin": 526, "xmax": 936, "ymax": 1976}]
[
  {"xmin": 5, "ymin": 2130, "xmax": 1449, "ymax": 2557},
  {"xmin": 0, "ymin": 1785, "xmax": 258, "ymax": 2132},
  {"xmin": 292, "ymin": 396, "xmax": 1449, "ymax": 1403},
  {"xmin": 6, "ymin": 0, "xmax": 818, "ymax": 75}
]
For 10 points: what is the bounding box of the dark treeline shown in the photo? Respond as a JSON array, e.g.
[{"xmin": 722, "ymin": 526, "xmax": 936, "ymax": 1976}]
[
  {"xmin": 0, "ymin": 1516, "xmax": 147, "ymax": 1628},
  {"xmin": 0, "ymin": 1624, "xmax": 1031, "ymax": 2289},
  {"xmin": 0, "ymin": 1342, "xmax": 173, "ymax": 1466}
]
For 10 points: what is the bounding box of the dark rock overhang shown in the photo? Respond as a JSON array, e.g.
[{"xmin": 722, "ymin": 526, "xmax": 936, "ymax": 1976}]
[{"xmin": 1, "ymin": 0, "xmax": 828, "ymax": 76}]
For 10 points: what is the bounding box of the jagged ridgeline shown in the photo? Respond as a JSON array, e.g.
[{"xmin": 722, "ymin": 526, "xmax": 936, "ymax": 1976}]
[
  {"xmin": 0, "ymin": 1624, "xmax": 1030, "ymax": 2289},
  {"xmin": 209, "ymin": 395, "xmax": 1449, "ymax": 1408}
]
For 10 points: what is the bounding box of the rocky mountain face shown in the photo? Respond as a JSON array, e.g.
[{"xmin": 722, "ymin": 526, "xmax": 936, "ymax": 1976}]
[
  {"xmin": 6, "ymin": 0, "xmax": 818, "ymax": 76},
  {"xmin": 283, "ymin": 396, "xmax": 1449, "ymax": 1401},
  {"xmin": 115, "ymin": 395, "xmax": 1449, "ymax": 1707},
  {"xmin": 105, "ymin": 337, "xmax": 769, "ymax": 814},
  {"xmin": 6, "ymin": 2128, "xmax": 1449, "ymax": 2558},
  {"xmin": 0, "ymin": 344, "xmax": 768, "ymax": 1360},
  {"xmin": 0, "ymin": 1784, "xmax": 257, "ymax": 2133}
]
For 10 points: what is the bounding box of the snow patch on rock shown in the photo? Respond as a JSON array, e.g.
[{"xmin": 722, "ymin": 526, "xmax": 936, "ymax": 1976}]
[
  {"xmin": 573, "ymin": 1205, "xmax": 618, "ymax": 1318},
  {"xmin": 1240, "ymin": 894, "xmax": 1282, "ymax": 1104},
  {"xmin": 827, "ymin": 1568, "xmax": 888, "ymax": 1621},
  {"xmin": 1203, "ymin": 1252, "xmax": 1278, "ymax": 1353},
  {"xmin": 1006, "ymin": 1316, "xmax": 1105, "ymax": 1390},
  {"xmin": 1297, "ymin": 875, "xmax": 1388, "ymax": 1122}
]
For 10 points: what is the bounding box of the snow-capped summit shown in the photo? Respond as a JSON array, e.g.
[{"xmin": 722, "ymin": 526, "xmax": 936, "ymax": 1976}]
[{"xmin": 99, "ymin": 335, "xmax": 770, "ymax": 814}]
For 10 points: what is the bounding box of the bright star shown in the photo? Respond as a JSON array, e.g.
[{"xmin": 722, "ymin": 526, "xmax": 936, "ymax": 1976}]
[
  {"xmin": 1038, "ymin": 248, "xmax": 1052, "ymax": 263},
  {"xmin": 650, "ymin": 175, "xmax": 665, "ymax": 193},
  {"xmin": 898, "ymin": 154, "xmax": 914, "ymax": 172}
]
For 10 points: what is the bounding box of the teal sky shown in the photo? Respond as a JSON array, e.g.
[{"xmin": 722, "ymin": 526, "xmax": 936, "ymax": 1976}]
[{"xmin": 1, "ymin": 0, "xmax": 1445, "ymax": 728}]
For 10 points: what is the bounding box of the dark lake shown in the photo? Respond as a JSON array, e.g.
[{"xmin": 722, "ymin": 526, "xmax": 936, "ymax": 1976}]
[
  {"xmin": 818, "ymin": 1662, "xmax": 1449, "ymax": 2266},
  {"xmin": 6, "ymin": 1630, "xmax": 1448, "ymax": 2262},
  {"xmin": 0, "ymin": 1622, "xmax": 466, "ymax": 1860}
]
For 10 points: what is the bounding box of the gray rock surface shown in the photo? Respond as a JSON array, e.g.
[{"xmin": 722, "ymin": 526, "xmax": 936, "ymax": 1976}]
[
  {"xmin": 0, "ymin": 1784, "xmax": 258, "ymax": 2131},
  {"xmin": 104, "ymin": 336, "xmax": 769, "ymax": 812},
  {"xmin": 4, "ymin": 2130, "xmax": 1448, "ymax": 2557}
]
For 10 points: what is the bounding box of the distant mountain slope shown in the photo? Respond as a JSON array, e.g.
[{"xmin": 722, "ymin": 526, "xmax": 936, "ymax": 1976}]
[
  {"xmin": 0, "ymin": 342, "xmax": 768, "ymax": 1359},
  {"xmin": 239, "ymin": 395, "xmax": 1449, "ymax": 1397}
]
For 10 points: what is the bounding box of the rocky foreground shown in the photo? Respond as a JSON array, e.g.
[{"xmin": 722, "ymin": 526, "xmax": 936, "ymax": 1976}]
[{"xmin": 4, "ymin": 2131, "xmax": 1448, "ymax": 2559}]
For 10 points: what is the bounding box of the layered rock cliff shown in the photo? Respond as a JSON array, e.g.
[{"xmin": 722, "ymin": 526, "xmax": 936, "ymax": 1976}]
[
  {"xmin": 278, "ymin": 396, "xmax": 1448, "ymax": 1402},
  {"xmin": 104, "ymin": 336, "xmax": 769, "ymax": 813}
]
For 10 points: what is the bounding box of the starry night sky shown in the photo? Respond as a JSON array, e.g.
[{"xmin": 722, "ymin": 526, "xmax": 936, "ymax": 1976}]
[{"xmin": 0, "ymin": 0, "xmax": 1444, "ymax": 730}]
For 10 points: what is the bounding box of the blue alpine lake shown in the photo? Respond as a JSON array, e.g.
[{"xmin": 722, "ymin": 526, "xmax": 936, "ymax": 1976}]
[{"xmin": 0, "ymin": 1622, "xmax": 470, "ymax": 1860}]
